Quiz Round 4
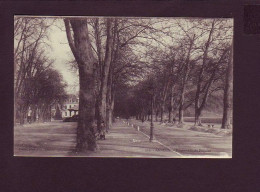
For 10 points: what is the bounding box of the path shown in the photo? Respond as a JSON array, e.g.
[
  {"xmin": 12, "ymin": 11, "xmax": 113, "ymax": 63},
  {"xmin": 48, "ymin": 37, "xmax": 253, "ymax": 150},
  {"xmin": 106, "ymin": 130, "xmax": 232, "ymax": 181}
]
[
  {"xmin": 14, "ymin": 120, "xmax": 181, "ymax": 157},
  {"xmin": 88, "ymin": 120, "xmax": 181, "ymax": 157}
]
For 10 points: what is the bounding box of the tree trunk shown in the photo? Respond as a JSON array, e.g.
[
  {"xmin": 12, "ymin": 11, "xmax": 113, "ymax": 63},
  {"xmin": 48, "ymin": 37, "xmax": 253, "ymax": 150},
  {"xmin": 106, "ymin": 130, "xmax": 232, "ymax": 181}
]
[
  {"xmin": 178, "ymin": 86, "xmax": 185, "ymax": 124},
  {"xmin": 97, "ymin": 18, "xmax": 114, "ymax": 133},
  {"xmin": 160, "ymin": 105, "xmax": 165, "ymax": 122},
  {"xmin": 178, "ymin": 105, "xmax": 184, "ymax": 124},
  {"xmin": 106, "ymin": 95, "xmax": 113, "ymax": 132},
  {"xmin": 65, "ymin": 19, "xmax": 97, "ymax": 151},
  {"xmin": 111, "ymin": 92, "xmax": 115, "ymax": 123},
  {"xmin": 168, "ymin": 106, "xmax": 172, "ymax": 123},
  {"xmin": 106, "ymin": 63, "xmax": 114, "ymax": 131},
  {"xmin": 155, "ymin": 109, "xmax": 159, "ymax": 122},
  {"xmin": 38, "ymin": 106, "xmax": 44, "ymax": 123},
  {"xmin": 32, "ymin": 105, "xmax": 37, "ymax": 122},
  {"xmin": 19, "ymin": 106, "xmax": 25, "ymax": 125},
  {"xmin": 222, "ymin": 44, "xmax": 233, "ymax": 129},
  {"xmin": 168, "ymin": 86, "xmax": 176, "ymax": 123},
  {"xmin": 194, "ymin": 108, "xmax": 202, "ymax": 126}
]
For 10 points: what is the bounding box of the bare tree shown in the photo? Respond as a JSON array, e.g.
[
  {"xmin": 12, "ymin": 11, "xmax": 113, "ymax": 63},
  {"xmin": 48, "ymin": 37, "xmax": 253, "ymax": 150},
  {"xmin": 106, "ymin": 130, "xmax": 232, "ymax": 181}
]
[
  {"xmin": 193, "ymin": 19, "xmax": 232, "ymax": 126},
  {"xmin": 14, "ymin": 17, "xmax": 53, "ymax": 124},
  {"xmin": 64, "ymin": 18, "xmax": 97, "ymax": 151},
  {"xmin": 221, "ymin": 42, "xmax": 233, "ymax": 129}
]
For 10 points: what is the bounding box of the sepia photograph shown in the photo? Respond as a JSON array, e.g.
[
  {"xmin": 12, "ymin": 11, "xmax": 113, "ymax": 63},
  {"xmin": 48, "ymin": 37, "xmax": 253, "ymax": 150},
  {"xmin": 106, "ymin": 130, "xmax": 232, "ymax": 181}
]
[{"xmin": 14, "ymin": 16, "xmax": 233, "ymax": 158}]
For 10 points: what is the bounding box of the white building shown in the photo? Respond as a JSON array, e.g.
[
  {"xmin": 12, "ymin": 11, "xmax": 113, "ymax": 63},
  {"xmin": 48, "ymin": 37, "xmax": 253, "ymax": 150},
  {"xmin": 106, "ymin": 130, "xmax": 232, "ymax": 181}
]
[{"xmin": 61, "ymin": 95, "xmax": 79, "ymax": 118}]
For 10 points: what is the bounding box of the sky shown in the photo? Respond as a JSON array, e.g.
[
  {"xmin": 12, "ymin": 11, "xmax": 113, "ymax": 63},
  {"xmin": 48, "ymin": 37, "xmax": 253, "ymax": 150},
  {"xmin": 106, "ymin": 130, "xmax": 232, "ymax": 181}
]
[{"xmin": 47, "ymin": 20, "xmax": 79, "ymax": 94}]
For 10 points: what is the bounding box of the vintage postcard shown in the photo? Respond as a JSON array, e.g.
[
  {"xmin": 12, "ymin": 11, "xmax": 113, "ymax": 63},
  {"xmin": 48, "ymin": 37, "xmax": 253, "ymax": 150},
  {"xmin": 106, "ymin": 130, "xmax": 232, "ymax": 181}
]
[{"xmin": 14, "ymin": 16, "xmax": 233, "ymax": 158}]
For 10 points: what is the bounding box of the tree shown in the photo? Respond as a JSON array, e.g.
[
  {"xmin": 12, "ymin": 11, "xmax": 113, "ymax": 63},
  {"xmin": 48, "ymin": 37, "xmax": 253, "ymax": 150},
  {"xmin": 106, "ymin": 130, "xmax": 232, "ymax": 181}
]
[
  {"xmin": 193, "ymin": 19, "xmax": 232, "ymax": 126},
  {"xmin": 32, "ymin": 68, "xmax": 67, "ymax": 122},
  {"xmin": 221, "ymin": 42, "xmax": 233, "ymax": 129},
  {"xmin": 14, "ymin": 17, "xmax": 53, "ymax": 124},
  {"xmin": 64, "ymin": 18, "xmax": 97, "ymax": 151}
]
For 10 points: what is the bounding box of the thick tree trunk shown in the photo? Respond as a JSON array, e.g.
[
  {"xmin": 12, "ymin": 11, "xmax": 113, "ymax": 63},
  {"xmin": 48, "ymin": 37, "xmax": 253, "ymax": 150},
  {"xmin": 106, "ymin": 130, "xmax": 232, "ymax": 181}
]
[
  {"xmin": 65, "ymin": 19, "xmax": 97, "ymax": 151},
  {"xmin": 222, "ymin": 44, "xmax": 233, "ymax": 129},
  {"xmin": 77, "ymin": 70, "xmax": 96, "ymax": 151},
  {"xmin": 194, "ymin": 108, "xmax": 202, "ymax": 126}
]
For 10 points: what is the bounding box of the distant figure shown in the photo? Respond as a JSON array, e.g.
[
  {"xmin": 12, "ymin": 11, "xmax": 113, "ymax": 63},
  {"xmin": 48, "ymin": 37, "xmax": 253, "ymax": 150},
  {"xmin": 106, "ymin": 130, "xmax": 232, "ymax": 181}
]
[
  {"xmin": 27, "ymin": 108, "xmax": 32, "ymax": 124},
  {"xmin": 99, "ymin": 121, "xmax": 106, "ymax": 140},
  {"xmin": 173, "ymin": 118, "xmax": 176, "ymax": 124},
  {"xmin": 208, "ymin": 125, "xmax": 211, "ymax": 128},
  {"xmin": 211, "ymin": 125, "xmax": 214, "ymax": 128}
]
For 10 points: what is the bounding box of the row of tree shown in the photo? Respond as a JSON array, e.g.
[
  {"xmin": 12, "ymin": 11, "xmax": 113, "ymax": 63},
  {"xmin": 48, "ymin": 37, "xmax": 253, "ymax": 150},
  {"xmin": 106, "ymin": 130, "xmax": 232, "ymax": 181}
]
[
  {"xmin": 14, "ymin": 17, "xmax": 232, "ymax": 151},
  {"xmin": 14, "ymin": 17, "xmax": 68, "ymax": 124},
  {"xmin": 63, "ymin": 17, "xmax": 166, "ymax": 151},
  {"xmin": 119, "ymin": 19, "xmax": 233, "ymax": 129},
  {"xmin": 63, "ymin": 17, "xmax": 233, "ymax": 151}
]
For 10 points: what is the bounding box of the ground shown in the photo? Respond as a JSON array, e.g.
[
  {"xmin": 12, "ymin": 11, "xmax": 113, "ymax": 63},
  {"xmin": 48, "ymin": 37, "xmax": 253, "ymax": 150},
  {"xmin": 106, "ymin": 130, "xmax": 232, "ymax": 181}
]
[
  {"xmin": 14, "ymin": 119, "xmax": 232, "ymax": 158},
  {"xmin": 128, "ymin": 119, "xmax": 232, "ymax": 157}
]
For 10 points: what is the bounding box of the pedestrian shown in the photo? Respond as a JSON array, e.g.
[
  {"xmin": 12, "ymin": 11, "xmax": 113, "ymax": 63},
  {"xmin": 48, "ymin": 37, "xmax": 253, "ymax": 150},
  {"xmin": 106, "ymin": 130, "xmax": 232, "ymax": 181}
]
[
  {"xmin": 99, "ymin": 121, "xmax": 106, "ymax": 140},
  {"xmin": 27, "ymin": 108, "xmax": 32, "ymax": 124}
]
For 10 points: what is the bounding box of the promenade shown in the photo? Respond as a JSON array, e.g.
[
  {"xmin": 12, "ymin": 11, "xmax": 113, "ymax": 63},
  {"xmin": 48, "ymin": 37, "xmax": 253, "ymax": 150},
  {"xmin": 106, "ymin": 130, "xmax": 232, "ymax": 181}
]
[{"xmin": 14, "ymin": 120, "xmax": 181, "ymax": 157}]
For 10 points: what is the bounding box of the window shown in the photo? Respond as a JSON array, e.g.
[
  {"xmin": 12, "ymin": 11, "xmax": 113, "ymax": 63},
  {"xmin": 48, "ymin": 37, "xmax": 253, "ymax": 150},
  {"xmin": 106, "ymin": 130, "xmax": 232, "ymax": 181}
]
[
  {"xmin": 64, "ymin": 105, "xmax": 67, "ymax": 109},
  {"xmin": 65, "ymin": 112, "xmax": 67, "ymax": 116},
  {"xmin": 70, "ymin": 105, "xmax": 71, "ymax": 109}
]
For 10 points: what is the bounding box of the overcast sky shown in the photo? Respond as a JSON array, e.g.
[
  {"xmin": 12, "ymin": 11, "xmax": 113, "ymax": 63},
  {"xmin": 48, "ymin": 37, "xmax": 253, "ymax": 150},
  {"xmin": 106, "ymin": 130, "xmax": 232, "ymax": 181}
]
[{"xmin": 47, "ymin": 20, "xmax": 79, "ymax": 94}]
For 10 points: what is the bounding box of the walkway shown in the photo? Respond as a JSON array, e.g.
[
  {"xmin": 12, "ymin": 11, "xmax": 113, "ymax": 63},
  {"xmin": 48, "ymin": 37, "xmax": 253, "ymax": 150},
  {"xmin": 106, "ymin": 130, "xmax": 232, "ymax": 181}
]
[{"xmin": 14, "ymin": 120, "xmax": 181, "ymax": 157}]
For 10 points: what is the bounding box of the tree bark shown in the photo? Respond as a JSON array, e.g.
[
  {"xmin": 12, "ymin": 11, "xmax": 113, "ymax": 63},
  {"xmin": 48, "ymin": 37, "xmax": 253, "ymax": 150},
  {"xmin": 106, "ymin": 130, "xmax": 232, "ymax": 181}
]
[
  {"xmin": 160, "ymin": 105, "xmax": 165, "ymax": 122},
  {"xmin": 178, "ymin": 85, "xmax": 185, "ymax": 124},
  {"xmin": 194, "ymin": 108, "xmax": 202, "ymax": 126},
  {"xmin": 155, "ymin": 109, "xmax": 159, "ymax": 122},
  {"xmin": 97, "ymin": 18, "xmax": 114, "ymax": 133},
  {"xmin": 64, "ymin": 19, "xmax": 97, "ymax": 151},
  {"xmin": 168, "ymin": 85, "xmax": 176, "ymax": 123},
  {"xmin": 106, "ymin": 68, "xmax": 113, "ymax": 131}
]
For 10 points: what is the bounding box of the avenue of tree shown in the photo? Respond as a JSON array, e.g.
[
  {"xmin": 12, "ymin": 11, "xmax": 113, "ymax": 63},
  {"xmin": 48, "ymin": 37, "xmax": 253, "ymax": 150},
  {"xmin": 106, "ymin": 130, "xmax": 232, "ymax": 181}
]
[{"xmin": 14, "ymin": 17, "xmax": 233, "ymax": 151}]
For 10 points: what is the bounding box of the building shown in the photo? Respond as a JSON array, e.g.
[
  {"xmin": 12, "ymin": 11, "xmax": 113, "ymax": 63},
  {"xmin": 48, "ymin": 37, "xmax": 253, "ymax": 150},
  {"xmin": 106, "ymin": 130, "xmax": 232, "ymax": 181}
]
[{"xmin": 61, "ymin": 95, "xmax": 79, "ymax": 118}]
